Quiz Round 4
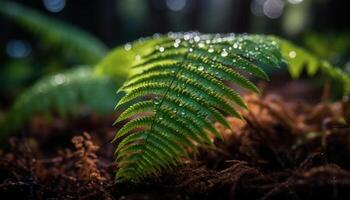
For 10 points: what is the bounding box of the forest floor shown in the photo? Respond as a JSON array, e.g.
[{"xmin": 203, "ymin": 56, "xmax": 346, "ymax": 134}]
[{"xmin": 1, "ymin": 77, "xmax": 350, "ymax": 200}]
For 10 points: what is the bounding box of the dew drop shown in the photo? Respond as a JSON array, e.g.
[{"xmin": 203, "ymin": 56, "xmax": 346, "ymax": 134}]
[
  {"xmin": 208, "ymin": 48, "xmax": 214, "ymax": 53},
  {"xmin": 159, "ymin": 47, "xmax": 165, "ymax": 52},
  {"xmin": 53, "ymin": 75, "xmax": 65, "ymax": 85},
  {"xmin": 124, "ymin": 43, "xmax": 132, "ymax": 51},
  {"xmin": 153, "ymin": 33, "xmax": 160, "ymax": 38},
  {"xmin": 288, "ymin": 51, "xmax": 297, "ymax": 59},
  {"xmin": 233, "ymin": 43, "xmax": 238, "ymax": 49},
  {"xmin": 198, "ymin": 42, "xmax": 205, "ymax": 48},
  {"xmin": 188, "ymin": 48, "xmax": 193, "ymax": 52},
  {"xmin": 198, "ymin": 66, "xmax": 204, "ymax": 71},
  {"xmin": 194, "ymin": 36, "xmax": 200, "ymax": 42},
  {"xmin": 221, "ymin": 49, "xmax": 228, "ymax": 57},
  {"xmin": 154, "ymin": 97, "xmax": 160, "ymax": 105}
]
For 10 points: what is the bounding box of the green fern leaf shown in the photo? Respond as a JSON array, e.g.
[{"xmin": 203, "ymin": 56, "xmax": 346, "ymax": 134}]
[
  {"xmin": 114, "ymin": 33, "xmax": 285, "ymax": 182},
  {"xmin": 114, "ymin": 33, "xmax": 350, "ymax": 182},
  {"xmin": 0, "ymin": 1, "xmax": 108, "ymax": 64}
]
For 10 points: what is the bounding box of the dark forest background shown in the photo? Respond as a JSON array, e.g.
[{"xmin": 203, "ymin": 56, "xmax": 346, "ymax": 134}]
[{"xmin": 0, "ymin": 0, "xmax": 349, "ymax": 107}]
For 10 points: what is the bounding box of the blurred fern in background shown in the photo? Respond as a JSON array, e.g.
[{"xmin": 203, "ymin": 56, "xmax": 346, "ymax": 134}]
[
  {"xmin": 0, "ymin": 1, "xmax": 121, "ymax": 136},
  {"xmin": 0, "ymin": 67, "xmax": 123, "ymax": 137},
  {"xmin": 0, "ymin": 1, "xmax": 108, "ymax": 65}
]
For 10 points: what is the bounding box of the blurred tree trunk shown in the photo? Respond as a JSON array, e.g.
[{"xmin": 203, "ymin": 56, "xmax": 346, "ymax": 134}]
[
  {"xmin": 229, "ymin": 0, "xmax": 252, "ymax": 33},
  {"xmin": 186, "ymin": 0, "xmax": 204, "ymax": 31},
  {"xmin": 97, "ymin": 0, "xmax": 118, "ymax": 46},
  {"xmin": 148, "ymin": 0, "xmax": 168, "ymax": 33},
  {"xmin": 313, "ymin": 0, "xmax": 350, "ymax": 31}
]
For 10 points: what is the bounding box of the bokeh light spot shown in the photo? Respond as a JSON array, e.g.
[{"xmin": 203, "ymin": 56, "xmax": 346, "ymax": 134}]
[
  {"xmin": 6, "ymin": 40, "xmax": 32, "ymax": 58},
  {"xmin": 166, "ymin": 0, "xmax": 187, "ymax": 12},
  {"xmin": 43, "ymin": 0, "xmax": 66, "ymax": 13},
  {"xmin": 263, "ymin": 0, "xmax": 285, "ymax": 19}
]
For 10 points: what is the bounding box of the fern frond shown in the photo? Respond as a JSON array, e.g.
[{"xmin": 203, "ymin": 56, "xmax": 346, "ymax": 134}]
[
  {"xmin": 271, "ymin": 36, "xmax": 323, "ymax": 78},
  {"xmin": 114, "ymin": 33, "xmax": 285, "ymax": 182},
  {"xmin": 113, "ymin": 33, "xmax": 350, "ymax": 182},
  {"xmin": 0, "ymin": 1, "xmax": 108, "ymax": 64},
  {"xmin": 272, "ymin": 36, "xmax": 350, "ymax": 94},
  {"xmin": 0, "ymin": 67, "xmax": 120, "ymax": 138}
]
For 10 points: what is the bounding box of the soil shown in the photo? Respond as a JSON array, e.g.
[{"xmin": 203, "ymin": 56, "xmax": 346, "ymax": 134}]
[{"xmin": 1, "ymin": 78, "xmax": 350, "ymax": 200}]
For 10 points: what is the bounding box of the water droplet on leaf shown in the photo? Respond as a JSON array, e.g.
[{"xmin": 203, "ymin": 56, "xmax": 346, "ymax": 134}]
[
  {"xmin": 221, "ymin": 49, "xmax": 228, "ymax": 57},
  {"xmin": 135, "ymin": 55, "xmax": 141, "ymax": 61},
  {"xmin": 289, "ymin": 51, "xmax": 297, "ymax": 59},
  {"xmin": 124, "ymin": 43, "xmax": 132, "ymax": 51},
  {"xmin": 194, "ymin": 36, "xmax": 200, "ymax": 42}
]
